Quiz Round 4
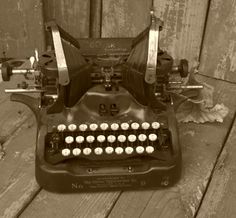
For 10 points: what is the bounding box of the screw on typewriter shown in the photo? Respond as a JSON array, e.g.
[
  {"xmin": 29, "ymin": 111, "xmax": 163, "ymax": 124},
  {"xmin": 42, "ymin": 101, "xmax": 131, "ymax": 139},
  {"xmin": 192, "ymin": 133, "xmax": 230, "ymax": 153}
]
[{"xmin": 0, "ymin": 12, "xmax": 203, "ymax": 192}]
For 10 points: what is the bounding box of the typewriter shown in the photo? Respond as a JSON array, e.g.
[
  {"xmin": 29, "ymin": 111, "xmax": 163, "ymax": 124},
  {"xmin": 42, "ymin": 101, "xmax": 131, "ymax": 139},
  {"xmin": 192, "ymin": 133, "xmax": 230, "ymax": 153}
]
[{"xmin": 0, "ymin": 12, "xmax": 201, "ymax": 192}]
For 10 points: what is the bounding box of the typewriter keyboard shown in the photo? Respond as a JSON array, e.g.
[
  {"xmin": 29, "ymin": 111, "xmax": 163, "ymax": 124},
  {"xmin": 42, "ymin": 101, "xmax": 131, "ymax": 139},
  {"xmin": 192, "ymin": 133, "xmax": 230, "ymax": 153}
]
[{"xmin": 45, "ymin": 121, "xmax": 171, "ymax": 164}]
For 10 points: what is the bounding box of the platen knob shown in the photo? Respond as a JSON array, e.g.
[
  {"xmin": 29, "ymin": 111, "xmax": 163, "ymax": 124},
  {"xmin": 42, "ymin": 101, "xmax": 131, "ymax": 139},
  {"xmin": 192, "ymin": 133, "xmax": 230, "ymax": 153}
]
[
  {"xmin": 105, "ymin": 146, "xmax": 114, "ymax": 154},
  {"xmin": 146, "ymin": 146, "xmax": 155, "ymax": 154},
  {"xmin": 89, "ymin": 123, "xmax": 98, "ymax": 131},
  {"xmin": 94, "ymin": 147, "xmax": 103, "ymax": 155},
  {"xmin": 115, "ymin": 147, "xmax": 124, "ymax": 155},
  {"xmin": 97, "ymin": 135, "xmax": 106, "ymax": 143},
  {"xmin": 138, "ymin": 134, "xmax": 147, "ymax": 142},
  {"xmin": 62, "ymin": 148, "xmax": 70, "ymax": 156},
  {"xmin": 151, "ymin": 122, "xmax": 160, "ymax": 129},
  {"xmin": 131, "ymin": 122, "xmax": 140, "ymax": 130},
  {"xmin": 125, "ymin": 146, "xmax": 134, "ymax": 154},
  {"xmin": 65, "ymin": 136, "xmax": 74, "ymax": 144},
  {"xmin": 149, "ymin": 133, "xmax": 158, "ymax": 141},
  {"xmin": 68, "ymin": 124, "xmax": 77, "ymax": 131},
  {"xmin": 107, "ymin": 135, "xmax": 116, "ymax": 143},
  {"xmin": 83, "ymin": 148, "xmax": 92, "ymax": 155},
  {"xmin": 79, "ymin": 124, "xmax": 88, "ymax": 131},
  {"xmin": 100, "ymin": 123, "xmax": 109, "ymax": 131},
  {"xmin": 128, "ymin": 134, "xmax": 137, "ymax": 142},
  {"xmin": 141, "ymin": 122, "xmax": 150, "ymax": 130},
  {"xmin": 72, "ymin": 148, "xmax": 81, "ymax": 156},
  {"xmin": 118, "ymin": 135, "xmax": 126, "ymax": 143},
  {"xmin": 136, "ymin": 146, "xmax": 145, "ymax": 154},
  {"xmin": 86, "ymin": 135, "xmax": 95, "ymax": 143},
  {"xmin": 76, "ymin": 136, "xmax": 84, "ymax": 144},
  {"xmin": 121, "ymin": 122, "xmax": 129, "ymax": 130},
  {"xmin": 111, "ymin": 123, "xmax": 119, "ymax": 131},
  {"xmin": 57, "ymin": 124, "xmax": 66, "ymax": 132}
]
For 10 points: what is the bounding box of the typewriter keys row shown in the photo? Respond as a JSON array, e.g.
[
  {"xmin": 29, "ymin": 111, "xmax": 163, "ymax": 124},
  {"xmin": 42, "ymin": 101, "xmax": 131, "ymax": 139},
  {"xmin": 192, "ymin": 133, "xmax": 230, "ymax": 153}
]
[
  {"xmin": 61, "ymin": 145, "xmax": 155, "ymax": 156},
  {"xmin": 57, "ymin": 121, "xmax": 161, "ymax": 132}
]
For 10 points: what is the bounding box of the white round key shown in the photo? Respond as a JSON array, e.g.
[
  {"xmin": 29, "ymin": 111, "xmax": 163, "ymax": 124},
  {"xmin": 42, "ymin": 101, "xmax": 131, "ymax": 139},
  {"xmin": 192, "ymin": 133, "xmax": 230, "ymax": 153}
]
[
  {"xmin": 76, "ymin": 136, "xmax": 84, "ymax": 144},
  {"xmin": 138, "ymin": 134, "xmax": 147, "ymax": 142},
  {"xmin": 149, "ymin": 133, "xmax": 158, "ymax": 141},
  {"xmin": 68, "ymin": 124, "xmax": 77, "ymax": 131},
  {"xmin": 62, "ymin": 148, "xmax": 70, "ymax": 156},
  {"xmin": 151, "ymin": 122, "xmax": 160, "ymax": 129},
  {"xmin": 121, "ymin": 122, "xmax": 129, "ymax": 130},
  {"xmin": 118, "ymin": 135, "xmax": 126, "ymax": 143},
  {"xmin": 141, "ymin": 122, "xmax": 150, "ymax": 130},
  {"xmin": 115, "ymin": 147, "xmax": 124, "ymax": 154},
  {"xmin": 131, "ymin": 122, "xmax": 140, "ymax": 130},
  {"xmin": 83, "ymin": 148, "xmax": 92, "ymax": 155},
  {"xmin": 136, "ymin": 146, "xmax": 145, "ymax": 154},
  {"xmin": 128, "ymin": 134, "xmax": 137, "ymax": 142},
  {"xmin": 125, "ymin": 146, "xmax": 134, "ymax": 154},
  {"xmin": 97, "ymin": 135, "xmax": 106, "ymax": 143},
  {"xmin": 72, "ymin": 148, "xmax": 81, "ymax": 156},
  {"xmin": 86, "ymin": 135, "xmax": 95, "ymax": 143},
  {"xmin": 89, "ymin": 123, "xmax": 98, "ymax": 131},
  {"xmin": 107, "ymin": 135, "xmax": 116, "ymax": 143},
  {"xmin": 57, "ymin": 124, "xmax": 66, "ymax": 132},
  {"xmin": 111, "ymin": 123, "xmax": 119, "ymax": 131},
  {"xmin": 146, "ymin": 146, "xmax": 155, "ymax": 154},
  {"xmin": 79, "ymin": 124, "xmax": 88, "ymax": 131},
  {"xmin": 105, "ymin": 146, "xmax": 114, "ymax": 154},
  {"xmin": 94, "ymin": 147, "xmax": 103, "ymax": 155},
  {"xmin": 65, "ymin": 136, "xmax": 74, "ymax": 144},
  {"xmin": 100, "ymin": 123, "xmax": 109, "ymax": 131}
]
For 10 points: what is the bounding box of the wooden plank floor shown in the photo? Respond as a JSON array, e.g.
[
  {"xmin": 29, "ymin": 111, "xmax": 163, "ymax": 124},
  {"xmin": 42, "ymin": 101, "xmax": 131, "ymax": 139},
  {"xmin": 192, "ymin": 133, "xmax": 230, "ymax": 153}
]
[{"xmin": 0, "ymin": 74, "xmax": 236, "ymax": 218}]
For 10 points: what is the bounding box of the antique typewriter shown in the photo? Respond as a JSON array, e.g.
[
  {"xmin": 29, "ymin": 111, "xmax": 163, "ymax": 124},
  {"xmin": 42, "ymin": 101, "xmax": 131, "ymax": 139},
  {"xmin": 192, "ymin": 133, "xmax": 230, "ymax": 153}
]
[{"xmin": 0, "ymin": 12, "xmax": 200, "ymax": 192}]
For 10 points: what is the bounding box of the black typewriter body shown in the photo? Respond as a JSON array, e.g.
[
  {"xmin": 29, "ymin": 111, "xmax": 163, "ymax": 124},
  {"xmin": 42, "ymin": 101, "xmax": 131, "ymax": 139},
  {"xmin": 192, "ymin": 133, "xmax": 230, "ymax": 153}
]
[{"xmin": 0, "ymin": 13, "xmax": 197, "ymax": 192}]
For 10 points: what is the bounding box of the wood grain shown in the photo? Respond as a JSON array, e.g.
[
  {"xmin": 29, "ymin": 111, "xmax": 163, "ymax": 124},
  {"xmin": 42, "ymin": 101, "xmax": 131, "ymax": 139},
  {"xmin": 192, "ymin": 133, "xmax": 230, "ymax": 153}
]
[
  {"xmin": 102, "ymin": 0, "xmax": 209, "ymax": 68},
  {"xmin": 199, "ymin": 0, "xmax": 236, "ymax": 83},
  {"xmin": 43, "ymin": 0, "xmax": 90, "ymax": 38},
  {"xmin": 197, "ymin": 118, "xmax": 236, "ymax": 217},
  {"xmin": 0, "ymin": 0, "xmax": 45, "ymax": 58},
  {"xmin": 107, "ymin": 76, "xmax": 236, "ymax": 218}
]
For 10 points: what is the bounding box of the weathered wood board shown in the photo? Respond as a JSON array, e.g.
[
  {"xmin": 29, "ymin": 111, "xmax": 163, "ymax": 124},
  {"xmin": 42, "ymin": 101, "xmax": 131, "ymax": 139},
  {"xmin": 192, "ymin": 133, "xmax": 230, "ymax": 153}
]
[
  {"xmin": 197, "ymin": 118, "xmax": 236, "ymax": 218},
  {"xmin": 17, "ymin": 76, "xmax": 236, "ymax": 218},
  {"xmin": 102, "ymin": 0, "xmax": 209, "ymax": 68},
  {"xmin": 0, "ymin": 0, "xmax": 45, "ymax": 58},
  {"xmin": 43, "ymin": 0, "xmax": 90, "ymax": 38},
  {"xmin": 199, "ymin": 0, "xmax": 236, "ymax": 83}
]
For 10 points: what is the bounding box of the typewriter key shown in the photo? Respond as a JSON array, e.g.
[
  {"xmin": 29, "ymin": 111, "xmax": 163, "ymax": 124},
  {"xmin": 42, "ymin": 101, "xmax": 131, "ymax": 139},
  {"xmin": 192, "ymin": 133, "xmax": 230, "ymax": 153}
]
[
  {"xmin": 121, "ymin": 122, "xmax": 129, "ymax": 130},
  {"xmin": 72, "ymin": 148, "xmax": 81, "ymax": 156},
  {"xmin": 118, "ymin": 135, "xmax": 126, "ymax": 143},
  {"xmin": 128, "ymin": 134, "xmax": 137, "ymax": 142},
  {"xmin": 138, "ymin": 134, "xmax": 147, "ymax": 142},
  {"xmin": 89, "ymin": 123, "xmax": 98, "ymax": 131},
  {"xmin": 62, "ymin": 148, "xmax": 71, "ymax": 156},
  {"xmin": 115, "ymin": 147, "xmax": 124, "ymax": 154},
  {"xmin": 68, "ymin": 124, "xmax": 77, "ymax": 131},
  {"xmin": 76, "ymin": 136, "xmax": 84, "ymax": 144},
  {"xmin": 94, "ymin": 147, "xmax": 103, "ymax": 155},
  {"xmin": 136, "ymin": 146, "xmax": 145, "ymax": 154},
  {"xmin": 100, "ymin": 123, "xmax": 109, "ymax": 131},
  {"xmin": 86, "ymin": 135, "xmax": 95, "ymax": 143},
  {"xmin": 151, "ymin": 122, "xmax": 160, "ymax": 129},
  {"xmin": 111, "ymin": 123, "xmax": 119, "ymax": 131},
  {"xmin": 107, "ymin": 135, "xmax": 116, "ymax": 143},
  {"xmin": 105, "ymin": 146, "xmax": 114, "ymax": 154},
  {"xmin": 141, "ymin": 122, "xmax": 150, "ymax": 130},
  {"xmin": 83, "ymin": 148, "xmax": 92, "ymax": 155},
  {"xmin": 149, "ymin": 133, "xmax": 157, "ymax": 141},
  {"xmin": 65, "ymin": 136, "xmax": 74, "ymax": 144},
  {"xmin": 97, "ymin": 135, "xmax": 106, "ymax": 143},
  {"xmin": 131, "ymin": 122, "xmax": 140, "ymax": 130},
  {"xmin": 57, "ymin": 124, "xmax": 66, "ymax": 132},
  {"xmin": 79, "ymin": 124, "xmax": 88, "ymax": 131},
  {"xmin": 146, "ymin": 146, "xmax": 155, "ymax": 154},
  {"xmin": 125, "ymin": 146, "xmax": 134, "ymax": 154}
]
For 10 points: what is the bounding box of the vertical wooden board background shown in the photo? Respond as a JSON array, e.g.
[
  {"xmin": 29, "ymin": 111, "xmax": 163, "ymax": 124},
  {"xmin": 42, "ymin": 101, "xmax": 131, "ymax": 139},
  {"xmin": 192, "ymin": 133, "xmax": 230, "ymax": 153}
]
[
  {"xmin": 0, "ymin": 0, "xmax": 45, "ymax": 58},
  {"xmin": 199, "ymin": 0, "xmax": 236, "ymax": 83},
  {"xmin": 102, "ymin": 0, "xmax": 209, "ymax": 68},
  {"xmin": 43, "ymin": 0, "xmax": 90, "ymax": 38}
]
